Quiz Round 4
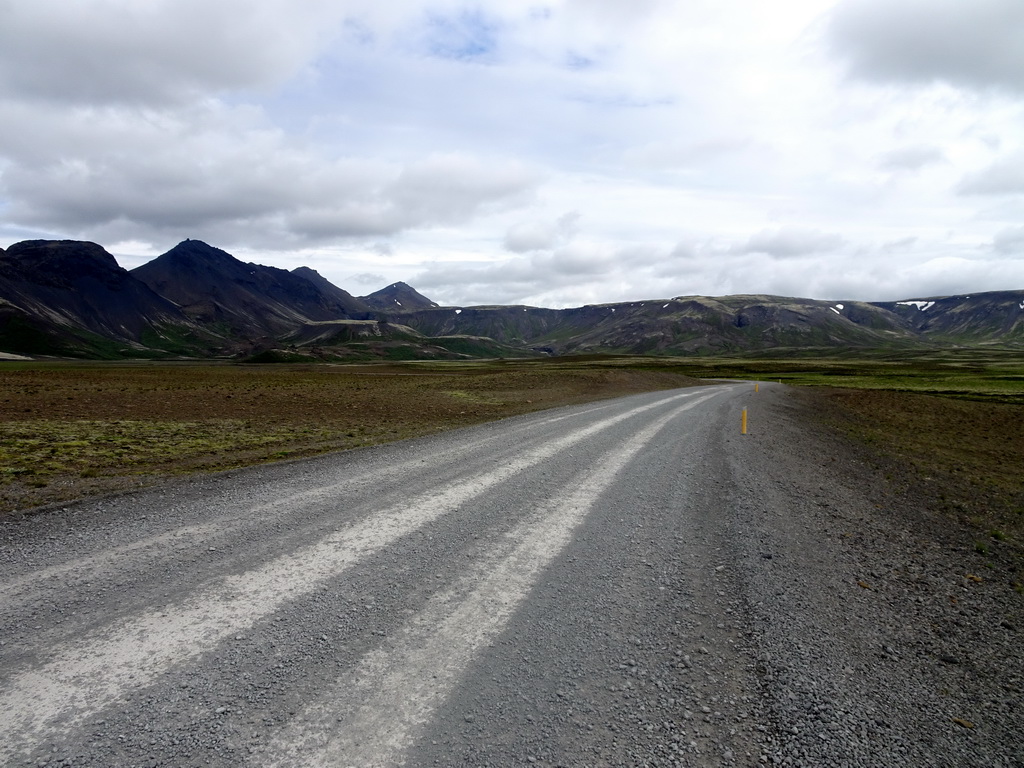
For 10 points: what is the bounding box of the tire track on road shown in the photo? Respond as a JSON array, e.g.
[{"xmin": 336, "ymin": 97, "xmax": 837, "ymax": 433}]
[{"xmin": 257, "ymin": 392, "xmax": 723, "ymax": 768}]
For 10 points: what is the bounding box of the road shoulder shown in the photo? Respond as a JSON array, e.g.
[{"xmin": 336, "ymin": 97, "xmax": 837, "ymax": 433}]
[{"xmin": 730, "ymin": 384, "xmax": 1022, "ymax": 766}]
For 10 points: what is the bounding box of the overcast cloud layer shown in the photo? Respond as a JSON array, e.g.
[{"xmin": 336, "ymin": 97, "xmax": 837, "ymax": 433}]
[{"xmin": 1, "ymin": 0, "xmax": 1022, "ymax": 307}]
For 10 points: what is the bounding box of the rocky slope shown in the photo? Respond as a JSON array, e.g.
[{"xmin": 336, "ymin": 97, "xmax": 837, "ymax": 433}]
[
  {"xmin": 395, "ymin": 295, "xmax": 928, "ymax": 356},
  {"xmin": 876, "ymin": 292, "xmax": 1024, "ymax": 345},
  {"xmin": 291, "ymin": 267, "xmax": 372, "ymax": 318}
]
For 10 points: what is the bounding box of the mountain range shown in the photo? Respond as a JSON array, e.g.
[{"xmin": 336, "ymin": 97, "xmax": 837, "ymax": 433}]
[{"xmin": 1, "ymin": 238, "xmax": 1022, "ymax": 361}]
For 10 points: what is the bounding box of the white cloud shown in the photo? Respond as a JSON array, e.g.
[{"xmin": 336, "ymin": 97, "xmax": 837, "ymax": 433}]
[
  {"xmin": 876, "ymin": 146, "xmax": 945, "ymax": 172},
  {"xmin": 349, "ymin": 272, "xmax": 388, "ymax": 286},
  {"xmin": 993, "ymin": 226, "xmax": 1024, "ymax": 255},
  {"xmin": 0, "ymin": 97, "xmax": 538, "ymax": 246},
  {"xmin": 624, "ymin": 137, "xmax": 756, "ymax": 171},
  {"xmin": 542, "ymin": 242, "xmax": 615, "ymax": 276},
  {"xmin": 0, "ymin": 0, "xmax": 345, "ymax": 105},
  {"xmin": 828, "ymin": 0, "xmax": 1024, "ymax": 93},
  {"xmin": 388, "ymin": 153, "xmax": 540, "ymax": 223},
  {"xmin": 504, "ymin": 212, "xmax": 580, "ymax": 252},
  {"xmin": 737, "ymin": 228, "xmax": 845, "ymax": 258},
  {"xmin": 958, "ymin": 154, "xmax": 1024, "ymax": 196}
]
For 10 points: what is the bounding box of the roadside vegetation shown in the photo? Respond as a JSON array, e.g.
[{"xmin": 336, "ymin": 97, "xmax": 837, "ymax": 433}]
[
  {"xmin": 0, "ymin": 358, "xmax": 699, "ymax": 515},
  {"xmin": 644, "ymin": 348, "xmax": 1024, "ymax": 402}
]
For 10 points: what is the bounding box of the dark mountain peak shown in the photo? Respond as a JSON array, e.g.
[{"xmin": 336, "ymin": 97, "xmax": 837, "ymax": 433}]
[
  {"xmin": 292, "ymin": 266, "xmax": 346, "ymax": 294},
  {"xmin": 4, "ymin": 239, "xmax": 121, "ymax": 275},
  {"xmin": 2, "ymin": 239, "xmax": 130, "ymax": 291},
  {"xmin": 360, "ymin": 281, "xmax": 439, "ymax": 312},
  {"xmin": 132, "ymin": 241, "xmax": 371, "ymax": 336},
  {"xmin": 153, "ymin": 239, "xmax": 245, "ymax": 271},
  {"xmin": 292, "ymin": 265, "xmax": 326, "ymax": 282},
  {"xmin": 132, "ymin": 239, "xmax": 267, "ymax": 302}
]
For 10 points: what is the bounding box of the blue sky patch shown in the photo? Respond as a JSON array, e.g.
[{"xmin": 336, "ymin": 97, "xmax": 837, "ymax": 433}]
[
  {"xmin": 565, "ymin": 51, "xmax": 597, "ymax": 70},
  {"xmin": 422, "ymin": 9, "xmax": 501, "ymax": 61}
]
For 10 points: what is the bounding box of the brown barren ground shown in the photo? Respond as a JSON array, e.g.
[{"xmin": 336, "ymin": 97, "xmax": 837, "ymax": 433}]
[
  {"xmin": 0, "ymin": 360, "xmax": 701, "ymax": 515},
  {"xmin": 806, "ymin": 387, "xmax": 1024, "ymax": 547}
]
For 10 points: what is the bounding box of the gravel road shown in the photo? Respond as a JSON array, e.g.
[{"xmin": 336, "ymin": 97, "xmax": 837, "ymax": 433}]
[{"xmin": 1, "ymin": 382, "xmax": 1020, "ymax": 767}]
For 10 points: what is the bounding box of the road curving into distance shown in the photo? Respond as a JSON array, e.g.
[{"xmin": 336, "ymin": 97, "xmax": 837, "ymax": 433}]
[{"xmin": 1, "ymin": 382, "xmax": 1020, "ymax": 767}]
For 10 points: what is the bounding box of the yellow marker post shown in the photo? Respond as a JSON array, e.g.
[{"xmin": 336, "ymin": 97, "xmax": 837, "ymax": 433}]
[
  {"xmin": 741, "ymin": 407, "xmax": 748, "ymax": 435},
  {"xmin": 754, "ymin": 382, "xmax": 759, "ymax": 393}
]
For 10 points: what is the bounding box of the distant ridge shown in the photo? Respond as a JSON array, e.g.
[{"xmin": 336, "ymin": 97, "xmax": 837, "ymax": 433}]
[
  {"xmin": 874, "ymin": 292, "xmax": 1024, "ymax": 342},
  {"xmin": 1, "ymin": 238, "xmax": 1023, "ymax": 359},
  {"xmin": 360, "ymin": 281, "xmax": 439, "ymax": 312}
]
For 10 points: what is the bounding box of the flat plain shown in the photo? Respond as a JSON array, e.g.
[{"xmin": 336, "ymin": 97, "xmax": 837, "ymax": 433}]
[
  {"xmin": 0, "ymin": 358, "xmax": 699, "ymax": 514},
  {"xmin": 1, "ymin": 354, "xmax": 1022, "ymax": 548}
]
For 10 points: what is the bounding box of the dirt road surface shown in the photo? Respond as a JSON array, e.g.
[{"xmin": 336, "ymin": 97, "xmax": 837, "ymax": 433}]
[{"xmin": 1, "ymin": 383, "xmax": 1020, "ymax": 767}]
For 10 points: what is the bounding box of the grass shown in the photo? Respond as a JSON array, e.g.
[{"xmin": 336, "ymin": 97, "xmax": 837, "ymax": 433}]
[
  {"xmin": 637, "ymin": 348, "xmax": 1024, "ymax": 403},
  {"xmin": 0, "ymin": 419, "xmax": 337, "ymax": 479},
  {"xmin": 0, "ymin": 358, "xmax": 700, "ymax": 515}
]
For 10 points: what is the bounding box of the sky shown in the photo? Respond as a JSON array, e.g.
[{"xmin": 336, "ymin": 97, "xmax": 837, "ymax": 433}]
[{"xmin": 1, "ymin": 0, "xmax": 1023, "ymax": 308}]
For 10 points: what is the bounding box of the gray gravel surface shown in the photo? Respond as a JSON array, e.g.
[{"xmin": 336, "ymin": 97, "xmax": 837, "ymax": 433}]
[{"xmin": 1, "ymin": 382, "xmax": 1020, "ymax": 767}]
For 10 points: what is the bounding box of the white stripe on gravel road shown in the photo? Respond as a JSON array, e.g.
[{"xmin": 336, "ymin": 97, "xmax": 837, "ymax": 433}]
[
  {"xmin": 0, "ymin": 400, "xmax": 617, "ymax": 609},
  {"xmin": 240, "ymin": 399, "xmax": 622, "ymax": 517},
  {"xmin": 0, "ymin": 387, "xmax": 723, "ymax": 764},
  {"xmin": 259, "ymin": 392, "xmax": 721, "ymax": 768}
]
